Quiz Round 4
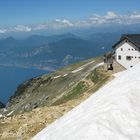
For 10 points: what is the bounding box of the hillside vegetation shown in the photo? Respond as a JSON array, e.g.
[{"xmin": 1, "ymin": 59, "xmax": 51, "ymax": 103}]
[
  {"xmin": 0, "ymin": 57, "xmax": 112, "ymax": 140},
  {"xmin": 6, "ymin": 57, "xmax": 109, "ymax": 114}
]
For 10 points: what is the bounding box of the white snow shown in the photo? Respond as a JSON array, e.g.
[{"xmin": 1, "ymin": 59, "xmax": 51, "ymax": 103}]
[
  {"xmin": 53, "ymin": 75, "xmax": 61, "ymax": 79},
  {"xmin": 32, "ymin": 63, "xmax": 140, "ymax": 140},
  {"xmin": 72, "ymin": 67, "xmax": 83, "ymax": 73},
  {"xmin": 72, "ymin": 60, "xmax": 95, "ymax": 73},
  {"xmin": 0, "ymin": 114, "xmax": 3, "ymax": 118},
  {"xmin": 6, "ymin": 111, "xmax": 14, "ymax": 117},
  {"xmin": 63, "ymin": 74, "xmax": 68, "ymax": 77},
  {"xmin": 113, "ymin": 69, "xmax": 127, "ymax": 78}
]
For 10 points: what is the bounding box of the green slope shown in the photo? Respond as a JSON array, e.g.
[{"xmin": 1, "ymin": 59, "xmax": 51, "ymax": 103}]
[{"xmin": 5, "ymin": 57, "xmax": 110, "ymax": 115}]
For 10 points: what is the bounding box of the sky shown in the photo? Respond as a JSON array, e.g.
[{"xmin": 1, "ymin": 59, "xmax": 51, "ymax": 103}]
[{"xmin": 0, "ymin": 0, "xmax": 140, "ymax": 34}]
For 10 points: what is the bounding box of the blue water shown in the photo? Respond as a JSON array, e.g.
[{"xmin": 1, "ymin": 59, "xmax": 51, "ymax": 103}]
[{"xmin": 0, "ymin": 66, "xmax": 48, "ymax": 104}]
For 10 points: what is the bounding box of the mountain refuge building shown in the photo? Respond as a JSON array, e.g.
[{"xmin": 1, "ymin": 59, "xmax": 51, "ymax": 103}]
[{"xmin": 112, "ymin": 34, "xmax": 140, "ymax": 69}]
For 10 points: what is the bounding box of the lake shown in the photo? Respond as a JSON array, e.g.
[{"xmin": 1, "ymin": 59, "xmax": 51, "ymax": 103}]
[{"xmin": 0, "ymin": 66, "xmax": 48, "ymax": 104}]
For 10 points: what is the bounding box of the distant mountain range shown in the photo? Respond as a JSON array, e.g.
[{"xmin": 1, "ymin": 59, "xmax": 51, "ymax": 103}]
[
  {"xmin": 0, "ymin": 32, "xmax": 118, "ymax": 70},
  {"xmin": 0, "ymin": 27, "xmax": 138, "ymax": 70}
]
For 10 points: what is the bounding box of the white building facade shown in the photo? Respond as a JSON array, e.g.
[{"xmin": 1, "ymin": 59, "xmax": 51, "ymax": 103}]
[{"xmin": 113, "ymin": 35, "xmax": 140, "ymax": 69}]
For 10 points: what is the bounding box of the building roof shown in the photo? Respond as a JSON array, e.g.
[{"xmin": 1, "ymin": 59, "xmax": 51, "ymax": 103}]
[{"xmin": 112, "ymin": 34, "xmax": 140, "ymax": 49}]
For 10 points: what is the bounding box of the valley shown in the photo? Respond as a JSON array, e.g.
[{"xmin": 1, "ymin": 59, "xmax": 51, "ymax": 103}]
[{"xmin": 0, "ymin": 32, "xmax": 119, "ymax": 71}]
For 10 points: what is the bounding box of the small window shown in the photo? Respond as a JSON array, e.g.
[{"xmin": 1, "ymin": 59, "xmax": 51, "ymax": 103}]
[
  {"xmin": 135, "ymin": 56, "xmax": 137, "ymax": 58},
  {"xmin": 132, "ymin": 56, "xmax": 133, "ymax": 58},
  {"xmin": 118, "ymin": 55, "xmax": 121, "ymax": 60},
  {"xmin": 132, "ymin": 49, "xmax": 134, "ymax": 51},
  {"xmin": 139, "ymin": 57, "xmax": 140, "ymax": 59},
  {"xmin": 121, "ymin": 48, "xmax": 123, "ymax": 51},
  {"xmin": 130, "ymin": 66, "xmax": 133, "ymax": 68},
  {"xmin": 126, "ymin": 56, "xmax": 132, "ymax": 61},
  {"xmin": 128, "ymin": 48, "xmax": 130, "ymax": 51}
]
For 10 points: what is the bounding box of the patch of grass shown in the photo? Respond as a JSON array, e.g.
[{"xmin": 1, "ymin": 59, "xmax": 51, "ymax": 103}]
[
  {"xmin": 53, "ymin": 81, "xmax": 88, "ymax": 105},
  {"xmin": 87, "ymin": 66, "xmax": 110, "ymax": 93},
  {"xmin": 89, "ymin": 76, "xmax": 110, "ymax": 94},
  {"xmin": 87, "ymin": 66, "xmax": 107, "ymax": 84},
  {"xmin": 53, "ymin": 66, "xmax": 110, "ymax": 106}
]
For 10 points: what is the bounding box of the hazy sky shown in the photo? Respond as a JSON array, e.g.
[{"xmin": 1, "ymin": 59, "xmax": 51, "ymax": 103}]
[{"xmin": 0, "ymin": 0, "xmax": 140, "ymax": 33}]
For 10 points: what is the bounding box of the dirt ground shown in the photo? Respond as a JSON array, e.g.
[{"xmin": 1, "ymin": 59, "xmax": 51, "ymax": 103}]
[{"xmin": 0, "ymin": 90, "xmax": 97, "ymax": 140}]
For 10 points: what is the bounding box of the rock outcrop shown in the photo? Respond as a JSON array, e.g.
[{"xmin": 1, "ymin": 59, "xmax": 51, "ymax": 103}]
[{"xmin": 0, "ymin": 101, "xmax": 5, "ymax": 108}]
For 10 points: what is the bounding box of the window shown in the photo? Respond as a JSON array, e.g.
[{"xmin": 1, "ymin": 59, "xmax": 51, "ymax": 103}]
[
  {"xmin": 126, "ymin": 56, "xmax": 132, "ymax": 61},
  {"xmin": 118, "ymin": 55, "xmax": 121, "ymax": 60},
  {"xmin": 121, "ymin": 48, "xmax": 123, "ymax": 51},
  {"xmin": 135, "ymin": 56, "xmax": 137, "ymax": 58},
  {"xmin": 139, "ymin": 57, "xmax": 140, "ymax": 59},
  {"xmin": 130, "ymin": 66, "xmax": 133, "ymax": 68},
  {"xmin": 132, "ymin": 49, "xmax": 134, "ymax": 51},
  {"xmin": 128, "ymin": 49, "xmax": 130, "ymax": 51}
]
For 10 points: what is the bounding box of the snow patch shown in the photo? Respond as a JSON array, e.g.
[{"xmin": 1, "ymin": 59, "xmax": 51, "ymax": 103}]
[
  {"xmin": 63, "ymin": 74, "xmax": 68, "ymax": 77},
  {"xmin": 72, "ymin": 67, "xmax": 83, "ymax": 73},
  {"xmin": 72, "ymin": 60, "xmax": 95, "ymax": 73},
  {"xmin": 0, "ymin": 114, "xmax": 3, "ymax": 118},
  {"xmin": 53, "ymin": 75, "xmax": 61, "ymax": 79},
  {"xmin": 6, "ymin": 111, "xmax": 14, "ymax": 117}
]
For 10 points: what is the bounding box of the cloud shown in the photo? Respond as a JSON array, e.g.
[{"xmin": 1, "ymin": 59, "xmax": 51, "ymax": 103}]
[
  {"xmin": 14, "ymin": 25, "xmax": 32, "ymax": 32},
  {"xmin": 0, "ymin": 25, "xmax": 32, "ymax": 34},
  {"xmin": 1, "ymin": 11, "xmax": 140, "ymax": 34},
  {"xmin": 106, "ymin": 11, "xmax": 118, "ymax": 19},
  {"xmin": 60, "ymin": 19, "xmax": 73, "ymax": 27},
  {"xmin": 33, "ymin": 23, "xmax": 48, "ymax": 30},
  {"xmin": 128, "ymin": 12, "xmax": 140, "ymax": 24},
  {"xmin": 86, "ymin": 12, "xmax": 120, "ymax": 25},
  {"xmin": 0, "ymin": 29, "xmax": 7, "ymax": 33},
  {"xmin": 82, "ymin": 11, "xmax": 140, "ymax": 26},
  {"xmin": 51, "ymin": 19, "xmax": 73, "ymax": 29}
]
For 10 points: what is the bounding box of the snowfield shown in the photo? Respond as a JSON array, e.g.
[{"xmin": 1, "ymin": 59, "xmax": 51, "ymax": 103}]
[{"xmin": 32, "ymin": 64, "xmax": 140, "ymax": 140}]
